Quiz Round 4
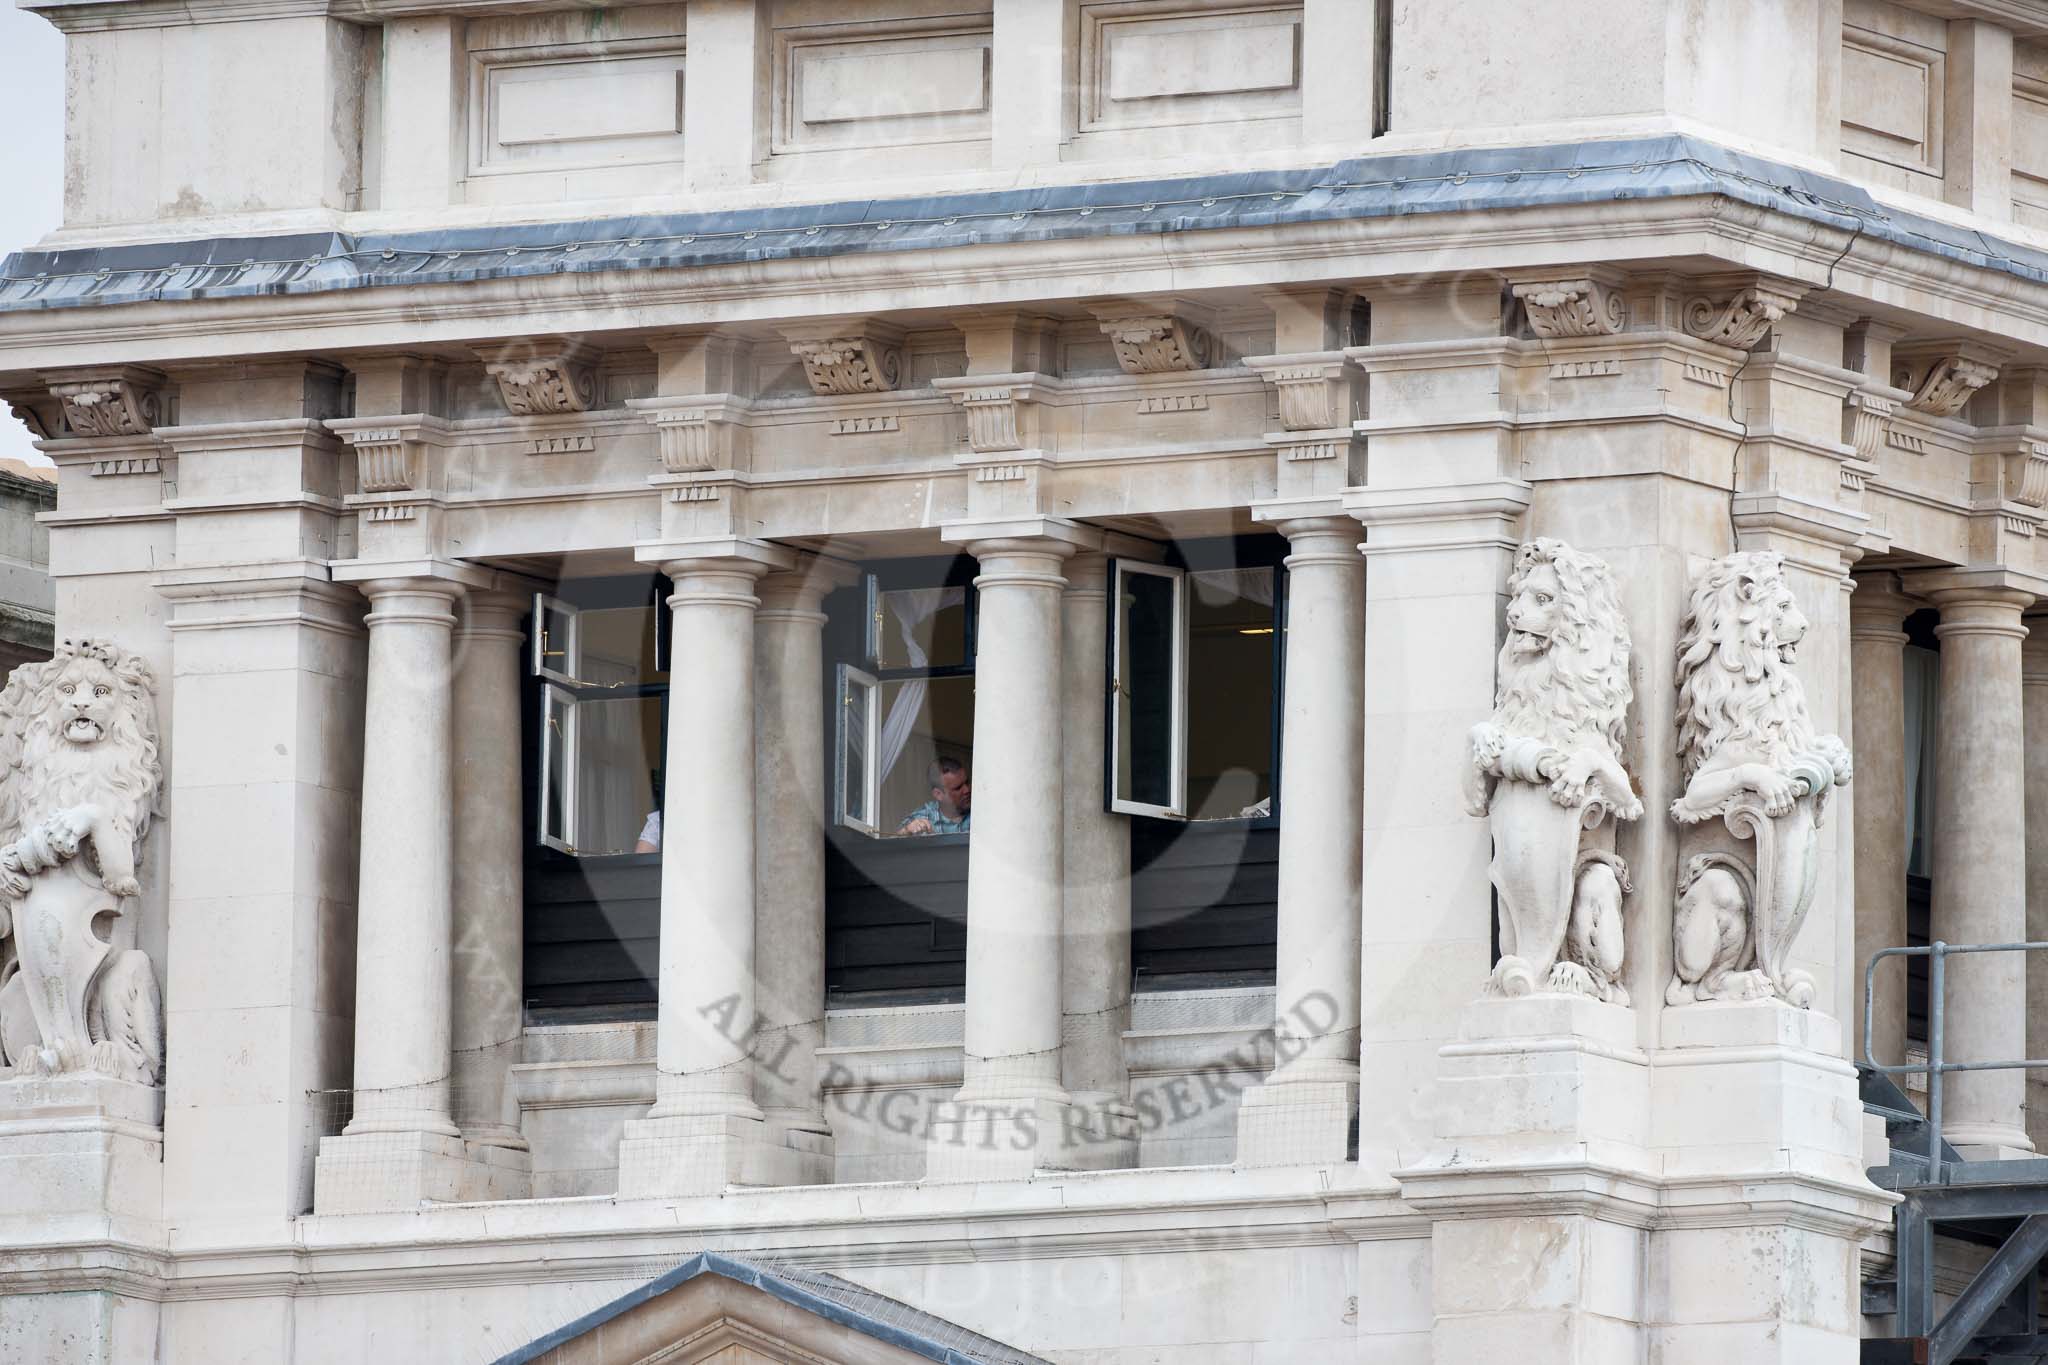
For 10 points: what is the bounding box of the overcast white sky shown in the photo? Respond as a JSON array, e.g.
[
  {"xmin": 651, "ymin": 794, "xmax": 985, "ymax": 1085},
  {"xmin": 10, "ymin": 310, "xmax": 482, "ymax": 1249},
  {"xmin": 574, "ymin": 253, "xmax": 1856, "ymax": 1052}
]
[{"xmin": 0, "ymin": 3, "xmax": 67, "ymax": 467}]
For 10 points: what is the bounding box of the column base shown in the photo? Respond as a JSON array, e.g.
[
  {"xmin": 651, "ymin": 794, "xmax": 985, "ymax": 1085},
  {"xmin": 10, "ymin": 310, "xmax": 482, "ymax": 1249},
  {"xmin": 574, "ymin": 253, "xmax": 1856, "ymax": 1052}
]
[
  {"xmin": 615, "ymin": 1112, "xmax": 831, "ymax": 1199},
  {"xmin": 0, "ymin": 1074, "xmax": 163, "ymax": 1222},
  {"xmin": 922, "ymin": 1096, "xmax": 1137, "ymax": 1181},
  {"xmin": 313, "ymin": 1128, "xmax": 526, "ymax": 1214},
  {"xmin": 1232, "ymin": 1080, "xmax": 1357, "ymax": 1167}
]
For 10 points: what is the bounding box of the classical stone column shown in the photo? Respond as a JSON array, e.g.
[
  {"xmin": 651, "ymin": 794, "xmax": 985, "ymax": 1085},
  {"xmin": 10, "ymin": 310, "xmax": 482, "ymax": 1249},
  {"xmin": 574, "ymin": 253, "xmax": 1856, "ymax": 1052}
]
[
  {"xmin": 314, "ymin": 571, "xmax": 481, "ymax": 1212},
  {"xmin": 2026, "ymin": 629, "xmax": 2048, "ymax": 1151},
  {"xmin": 1850, "ymin": 574, "xmax": 1915, "ymax": 1069},
  {"xmin": 927, "ymin": 519, "xmax": 1090, "ymax": 1179},
  {"xmin": 1058, "ymin": 551, "xmax": 1138, "ymax": 1168},
  {"xmin": 1236, "ymin": 514, "xmax": 1364, "ymax": 1166},
  {"xmin": 618, "ymin": 541, "xmax": 805, "ymax": 1197},
  {"xmin": 449, "ymin": 589, "xmax": 531, "ymax": 1192},
  {"xmin": 749, "ymin": 561, "xmax": 845, "ymax": 1182},
  {"xmin": 346, "ymin": 576, "xmax": 462, "ymax": 1136},
  {"xmin": 1927, "ymin": 582, "xmax": 2035, "ymax": 1156}
]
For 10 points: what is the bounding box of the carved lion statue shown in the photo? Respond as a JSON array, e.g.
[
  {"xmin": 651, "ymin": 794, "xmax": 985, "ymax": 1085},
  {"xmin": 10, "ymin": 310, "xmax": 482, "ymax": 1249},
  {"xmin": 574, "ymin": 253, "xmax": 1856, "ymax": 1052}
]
[
  {"xmin": 0, "ymin": 639, "xmax": 164, "ymax": 1084},
  {"xmin": 1465, "ymin": 539, "xmax": 1641, "ymax": 1003},
  {"xmin": 1667, "ymin": 552, "xmax": 1851, "ymax": 1007}
]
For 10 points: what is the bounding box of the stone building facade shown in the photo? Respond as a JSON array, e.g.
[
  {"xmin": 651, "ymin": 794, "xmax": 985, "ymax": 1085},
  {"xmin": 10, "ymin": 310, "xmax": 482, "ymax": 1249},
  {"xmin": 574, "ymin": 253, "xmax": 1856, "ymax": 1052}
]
[{"xmin": 3, "ymin": 1, "xmax": 2048, "ymax": 1361}]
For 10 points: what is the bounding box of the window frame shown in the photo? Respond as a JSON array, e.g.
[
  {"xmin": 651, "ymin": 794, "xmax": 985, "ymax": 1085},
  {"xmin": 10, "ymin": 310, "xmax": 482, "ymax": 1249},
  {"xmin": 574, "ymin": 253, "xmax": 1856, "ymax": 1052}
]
[
  {"xmin": 1103, "ymin": 535, "xmax": 1289, "ymax": 827},
  {"xmin": 1105, "ymin": 558, "xmax": 1190, "ymax": 819},
  {"xmin": 835, "ymin": 663, "xmax": 882, "ymax": 837},
  {"xmin": 529, "ymin": 579, "xmax": 673, "ymax": 858},
  {"xmin": 829, "ymin": 558, "xmax": 980, "ymax": 840}
]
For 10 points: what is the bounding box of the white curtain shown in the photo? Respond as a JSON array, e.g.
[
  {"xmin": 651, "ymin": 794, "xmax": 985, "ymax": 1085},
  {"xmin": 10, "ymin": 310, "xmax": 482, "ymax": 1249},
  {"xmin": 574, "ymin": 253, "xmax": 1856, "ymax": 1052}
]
[
  {"xmin": 1902, "ymin": 645, "xmax": 1940, "ymax": 879},
  {"xmin": 876, "ymin": 587, "xmax": 959, "ymax": 783}
]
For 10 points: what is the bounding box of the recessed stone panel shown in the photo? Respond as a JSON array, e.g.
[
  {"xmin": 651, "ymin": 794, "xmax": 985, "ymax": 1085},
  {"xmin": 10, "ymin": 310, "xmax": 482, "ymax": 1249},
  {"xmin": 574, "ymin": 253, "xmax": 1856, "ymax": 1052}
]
[
  {"xmin": 1080, "ymin": 1, "xmax": 1303, "ymax": 132},
  {"xmin": 469, "ymin": 40, "xmax": 687, "ymax": 175},
  {"xmin": 1839, "ymin": 0, "xmax": 1945, "ymax": 177},
  {"xmin": 776, "ymin": 19, "xmax": 993, "ymax": 152}
]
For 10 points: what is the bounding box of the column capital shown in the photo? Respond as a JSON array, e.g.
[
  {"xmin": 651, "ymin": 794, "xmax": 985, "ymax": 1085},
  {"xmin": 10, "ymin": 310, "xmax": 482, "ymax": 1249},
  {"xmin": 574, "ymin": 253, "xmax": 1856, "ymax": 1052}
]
[
  {"xmin": 2023, "ymin": 624, "xmax": 2048, "ymax": 683},
  {"xmin": 757, "ymin": 553, "xmax": 861, "ymax": 620},
  {"xmin": 1848, "ymin": 570, "xmax": 1921, "ymax": 641},
  {"xmin": 1922, "ymin": 578, "xmax": 2036, "ymax": 643}
]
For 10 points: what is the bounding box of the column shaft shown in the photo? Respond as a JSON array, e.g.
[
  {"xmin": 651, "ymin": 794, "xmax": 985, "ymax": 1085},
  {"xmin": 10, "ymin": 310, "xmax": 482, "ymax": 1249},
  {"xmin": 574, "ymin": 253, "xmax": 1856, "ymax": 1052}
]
[
  {"xmin": 752, "ymin": 568, "xmax": 834, "ymax": 1142},
  {"xmin": 1930, "ymin": 587, "xmax": 2034, "ymax": 1154},
  {"xmin": 1269, "ymin": 519, "xmax": 1364, "ymax": 1083},
  {"xmin": 957, "ymin": 539, "xmax": 1072, "ymax": 1105},
  {"xmin": 1235, "ymin": 516, "xmax": 1364, "ymax": 1167},
  {"xmin": 2025, "ymin": 632, "xmax": 2048, "ymax": 1151},
  {"xmin": 651, "ymin": 563, "xmax": 766, "ymax": 1121},
  {"xmin": 449, "ymin": 592, "xmax": 529, "ymax": 1151},
  {"xmin": 345, "ymin": 579, "xmax": 462, "ymax": 1137},
  {"xmin": 1060, "ymin": 553, "xmax": 1131, "ymax": 1105},
  {"xmin": 1850, "ymin": 579, "xmax": 1914, "ymax": 1069}
]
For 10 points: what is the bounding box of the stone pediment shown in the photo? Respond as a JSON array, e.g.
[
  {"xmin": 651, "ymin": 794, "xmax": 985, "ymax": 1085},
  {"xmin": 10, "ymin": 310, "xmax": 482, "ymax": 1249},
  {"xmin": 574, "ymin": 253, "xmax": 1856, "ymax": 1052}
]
[{"xmin": 494, "ymin": 1253, "xmax": 1048, "ymax": 1365}]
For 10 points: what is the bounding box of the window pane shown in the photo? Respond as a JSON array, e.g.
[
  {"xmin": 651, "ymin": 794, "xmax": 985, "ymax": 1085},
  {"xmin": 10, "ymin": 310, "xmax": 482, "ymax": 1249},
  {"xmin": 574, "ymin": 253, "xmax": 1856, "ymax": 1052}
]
[
  {"xmin": 839, "ymin": 667, "xmax": 875, "ymax": 832},
  {"xmin": 542, "ymin": 693, "xmax": 666, "ymax": 856},
  {"xmin": 1186, "ymin": 567, "xmax": 1277, "ymax": 820},
  {"xmin": 876, "ymin": 585, "xmax": 969, "ymax": 671},
  {"xmin": 540, "ymin": 687, "xmax": 572, "ymax": 850},
  {"xmin": 559, "ymin": 605, "xmax": 663, "ymax": 686},
  {"xmin": 874, "ymin": 675, "xmax": 975, "ymax": 837},
  {"xmin": 534, "ymin": 597, "xmax": 577, "ymax": 681},
  {"xmin": 1116, "ymin": 567, "xmax": 1179, "ymax": 813}
]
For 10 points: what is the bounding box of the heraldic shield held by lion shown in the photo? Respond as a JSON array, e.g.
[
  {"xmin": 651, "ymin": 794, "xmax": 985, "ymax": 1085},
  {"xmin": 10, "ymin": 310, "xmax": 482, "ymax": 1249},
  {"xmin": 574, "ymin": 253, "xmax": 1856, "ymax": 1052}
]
[{"xmin": 0, "ymin": 638, "xmax": 164, "ymax": 1085}]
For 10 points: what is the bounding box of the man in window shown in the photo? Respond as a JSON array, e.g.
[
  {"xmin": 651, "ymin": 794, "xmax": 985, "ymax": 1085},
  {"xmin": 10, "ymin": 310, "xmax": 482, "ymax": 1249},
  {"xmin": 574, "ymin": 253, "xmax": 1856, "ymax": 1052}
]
[{"xmin": 897, "ymin": 756, "xmax": 971, "ymax": 836}]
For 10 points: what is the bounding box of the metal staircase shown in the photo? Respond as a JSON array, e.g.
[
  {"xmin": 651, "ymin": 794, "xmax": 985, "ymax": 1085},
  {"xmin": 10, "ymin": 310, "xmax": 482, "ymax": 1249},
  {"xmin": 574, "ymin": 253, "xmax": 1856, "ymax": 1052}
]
[{"xmin": 1862, "ymin": 943, "xmax": 2048, "ymax": 1365}]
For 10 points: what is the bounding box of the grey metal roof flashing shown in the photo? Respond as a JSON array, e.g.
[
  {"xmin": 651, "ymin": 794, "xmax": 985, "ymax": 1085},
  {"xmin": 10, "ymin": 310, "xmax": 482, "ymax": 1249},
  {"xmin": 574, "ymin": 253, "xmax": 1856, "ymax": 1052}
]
[
  {"xmin": 488, "ymin": 1251, "xmax": 1051, "ymax": 1365},
  {"xmin": 1, "ymin": 135, "xmax": 2041, "ymax": 315}
]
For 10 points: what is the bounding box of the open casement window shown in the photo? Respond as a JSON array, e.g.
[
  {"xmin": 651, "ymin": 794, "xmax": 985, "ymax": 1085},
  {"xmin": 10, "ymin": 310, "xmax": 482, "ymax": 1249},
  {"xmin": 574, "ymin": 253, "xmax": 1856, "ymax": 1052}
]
[
  {"xmin": 836, "ymin": 665, "xmax": 881, "ymax": 836},
  {"xmin": 1107, "ymin": 547, "xmax": 1286, "ymax": 824},
  {"xmin": 531, "ymin": 588, "xmax": 670, "ymax": 857},
  {"xmin": 1108, "ymin": 559, "xmax": 1189, "ymax": 818},
  {"xmin": 830, "ymin": 567, "xmax": 978, "ymax": 838}
]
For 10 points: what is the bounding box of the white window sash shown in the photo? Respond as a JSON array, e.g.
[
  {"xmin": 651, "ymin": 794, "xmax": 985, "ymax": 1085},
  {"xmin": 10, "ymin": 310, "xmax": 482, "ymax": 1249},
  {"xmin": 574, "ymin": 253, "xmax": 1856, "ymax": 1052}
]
[{"xmin": 1108, "ymin": 558, "xmax": 1187, "ymax": 819}]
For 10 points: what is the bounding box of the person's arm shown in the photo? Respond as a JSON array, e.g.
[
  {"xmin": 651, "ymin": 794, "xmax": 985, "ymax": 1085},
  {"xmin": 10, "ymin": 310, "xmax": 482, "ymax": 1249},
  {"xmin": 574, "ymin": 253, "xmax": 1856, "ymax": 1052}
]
[{"xmin": 634, "ymin": 810, "xmax": 662, "ymax": 853}]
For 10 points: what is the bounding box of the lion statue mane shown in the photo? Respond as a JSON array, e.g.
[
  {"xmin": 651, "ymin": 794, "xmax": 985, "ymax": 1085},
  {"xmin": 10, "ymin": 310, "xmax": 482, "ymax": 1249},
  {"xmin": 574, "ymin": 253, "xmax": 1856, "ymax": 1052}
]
[
  {"xmin": 1667, "ymin": 552, "xmax": 1850, "ymax": 1007},
  {"xmin": 0, "ymin": 638, "xmax": 165, "ymax": 1083},
  {"xmin": 1466, "ymin": 539, "xmax": 1641, "ymax": 1004}
]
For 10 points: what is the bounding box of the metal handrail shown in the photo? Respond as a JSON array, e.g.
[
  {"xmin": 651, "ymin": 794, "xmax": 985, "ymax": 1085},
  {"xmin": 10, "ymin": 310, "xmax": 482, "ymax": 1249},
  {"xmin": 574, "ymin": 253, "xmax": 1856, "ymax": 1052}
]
[{"xmin": 1864, "ymin": 940, "xmax": 2048, "ymax": 1185}]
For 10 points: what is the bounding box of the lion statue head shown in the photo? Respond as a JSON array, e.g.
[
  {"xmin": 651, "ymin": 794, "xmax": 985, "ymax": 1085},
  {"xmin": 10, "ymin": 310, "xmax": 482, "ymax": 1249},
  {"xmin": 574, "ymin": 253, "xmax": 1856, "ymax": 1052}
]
[
  {"xmin": 1488, "ymin": 538, "xmax": 1634, "ymax": 758},
  {"xmin": 0, "ymin": 639, "xmax": 162, "ymax": 873},
  {"xmin": 1674, "ymin": 551, "xmax": 1821, "ymax": 782}
]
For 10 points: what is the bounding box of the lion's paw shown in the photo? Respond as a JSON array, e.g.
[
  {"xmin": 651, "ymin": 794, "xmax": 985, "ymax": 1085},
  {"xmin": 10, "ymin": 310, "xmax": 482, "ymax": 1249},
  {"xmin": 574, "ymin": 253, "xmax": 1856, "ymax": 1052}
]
[
  {"xmin": 1483, "ymin": 956, "xmax": 1539, "ymax": 999},
  {"xmin": 1546, "ymin": 960, "xmax": 1600, "ymax": 998},
  {"xmin": 1778, "ymin": 969, "xmax": 1816, "ymax": 1010},
  {"xmin": 1705, "ymin": 969, "xmax": 1774, "ymax": 1002}
]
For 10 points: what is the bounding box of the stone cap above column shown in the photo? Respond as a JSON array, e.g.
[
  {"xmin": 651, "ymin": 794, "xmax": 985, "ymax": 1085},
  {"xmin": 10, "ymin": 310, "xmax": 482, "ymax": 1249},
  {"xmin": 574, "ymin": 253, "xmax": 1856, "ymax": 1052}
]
[
  {"xmin": 1342, "ymin": 479, "xmax": 1531, "ymax": 556},
  {"xmin": 330, "ymin": 556, "xmax": 502, "ymax": 592},
  {"xmin": 938, "ymin": 515, "xmax": 1157, "ymax": 561},
  {"xmin": 1902, "ymin": 564, "xmax": 2048, "ymax": 604},
  {"xmin": 632, "ymin": 535, "xmax": 800, "ymax": 577}
]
